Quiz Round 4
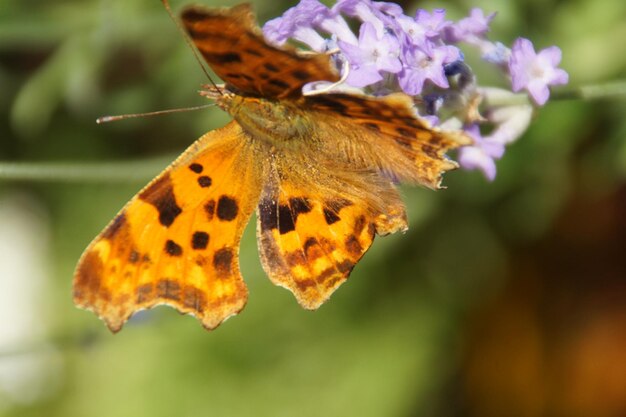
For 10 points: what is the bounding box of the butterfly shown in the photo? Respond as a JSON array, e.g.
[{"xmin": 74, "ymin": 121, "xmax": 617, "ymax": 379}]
[{"xmin": 73, "ymin": 3, "xmax": 471, "ymax": 332}]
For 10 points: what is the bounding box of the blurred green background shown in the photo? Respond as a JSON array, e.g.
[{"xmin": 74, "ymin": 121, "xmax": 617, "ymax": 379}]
[{"xmin": 1, "ymin": 0, "xmax": 625, "ymax": 416}]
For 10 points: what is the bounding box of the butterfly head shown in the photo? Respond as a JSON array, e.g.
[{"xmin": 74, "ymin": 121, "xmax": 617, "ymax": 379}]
[{"xmin": 199, "ymin": 83, "xmax": 233, "ymax": 106}]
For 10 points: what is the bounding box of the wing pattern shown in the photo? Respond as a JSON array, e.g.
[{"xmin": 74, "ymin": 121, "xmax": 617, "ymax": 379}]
[
  {"xmin": 74, "ymin": 121, "xmax": 264, "ymax": 331},
  {"xmin": 181, "ymin": 4, "xmax": 339, "ymax": 98}
]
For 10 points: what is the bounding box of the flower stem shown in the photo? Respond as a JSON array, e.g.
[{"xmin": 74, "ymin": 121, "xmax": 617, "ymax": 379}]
[
  {"xmin": 552, "ymin": 81, "xmax": 626, "ymax": 101},
  {"xmin": 481, "ymin": 81, "xmax": 626, "ymax": 107}
]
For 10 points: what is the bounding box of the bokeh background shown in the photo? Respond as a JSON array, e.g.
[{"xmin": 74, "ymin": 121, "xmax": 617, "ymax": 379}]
[{"xmin": 1, "ymin": 0, "xmax": 625, "ymax": 416}]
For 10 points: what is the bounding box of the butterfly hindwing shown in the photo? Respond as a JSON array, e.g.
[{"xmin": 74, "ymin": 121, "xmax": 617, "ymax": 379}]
[
  {"xmin": 181, "ymin": 4, "xmax": 339, "ymax": 98},
  {"xmin": 73, "ymin": 121, "xmax": 264, "ymax": 332},
  {"xmin": 255, "ymin": 166, "xmax": 408, "ymax": 309}
]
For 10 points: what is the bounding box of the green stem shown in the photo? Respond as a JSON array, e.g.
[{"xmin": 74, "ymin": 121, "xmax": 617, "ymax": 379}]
[
  {"xmin": 552, "ymin": 81, "xmax": 626, "ymax": 101},
  {"xmin": 0, "ymin": 156, "xmax": 174, "ymax": 183},
  {"xmin": 482, "ymin": 81, "xmax": 626, "ymax": 107}
]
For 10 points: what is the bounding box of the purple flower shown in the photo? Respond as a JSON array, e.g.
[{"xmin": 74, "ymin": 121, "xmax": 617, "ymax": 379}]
[
  {"xmin": 443, "ymin": 8, "xmax": 495, "ymax": 43},
  {"xmin": 262, "ymin": 0, "xmax": 328, "ymax": 49},
  {"xmin": 372, "ymin": 1, "xmax": 404, "ymax": 17},
  {"xmin": 262, "ymin": 0, "xmax": 570, "ymax": 183},
  {"xmin": 339, "ymin": 22, "xmax": 402, "ymax": 88},
  {"xmin": 509, "ymin": 38, "xmax": 569, "ymax": 105},
  {"xmin": 415, "ymin": 9, "xmax": 447, "ymax": 37},
  {"xmin": 458, "ymin": 124, "xmax": 505, "ymax": 181},
  {"xmin": 262, "ymin": 0, "xmax": 356, "ymax": 50},
  {"xmin": 480, "ymin": 41, "xmax": 510, "ymax": 66},
  {"xmin": 398, "ymin": 45, "xmax": 458, "ymax": 95},
  {"xmin": 334, "ymin": 0, "xmax": 402, "ymax": 38},
  {"xmin": 396, "ymin": 13, "xmax": 436, "ymax": 48}
]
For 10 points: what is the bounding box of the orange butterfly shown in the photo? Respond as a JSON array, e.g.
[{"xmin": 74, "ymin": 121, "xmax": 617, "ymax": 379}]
[{"xmin": 73, "ymin": 4, "xmax": 470, "ymax": 332}]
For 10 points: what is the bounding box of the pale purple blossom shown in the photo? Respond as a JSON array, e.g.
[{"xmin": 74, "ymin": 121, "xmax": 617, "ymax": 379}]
[
  {"xmin": 416, "ymin": 9, "xmax": 448, "ymax": 36},
  {"xmin": 338, "ymin": 22, "xmax": 402, "ymax": 88},
  {"xmin": 395, "ymin": 9, "xmax": 446, "ymax": 47},
  {"xmin": 458, "ymin": 124, "xmax": 505, "ymax": 181},
  {"xmin": 335, "ymin": 0, "xmax": 405, "ymax": 37},
  {"xmin": 443, "ymin": 8, "xmax": 495, "ymax": 43},
  {"xmin": 509, "ymin": 38, "xmax": 569, "ymax": 105},
  {"xmin": 396, "ymin": 15, "xmax": 431, "ymax": 47},
  {"xmin": 263, "ymin": 0, "xmax": 356, "ymax": 49},
  {"xmin": 262, "ymin": 0, "xmax": 569, "ymax": 181},
  {"xmin": 480, "ymin": 41, "xmax": 511, "ymax": 66},
  {"xmin": 334, "ymin": 0, "xmax": 385, "ymax": 37},
  {"xmin": 398, "ymin": 45, "xmax": 459, "ymax": 95}
]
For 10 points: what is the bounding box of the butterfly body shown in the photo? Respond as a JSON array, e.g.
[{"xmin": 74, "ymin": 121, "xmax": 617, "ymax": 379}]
[
  {"xmin": 73, "ymin": 3, "xmax": 471, "ymax": 332},
  {"xmin": 226, "ymin": 94, "xmax": 314, "ymax": 147}
]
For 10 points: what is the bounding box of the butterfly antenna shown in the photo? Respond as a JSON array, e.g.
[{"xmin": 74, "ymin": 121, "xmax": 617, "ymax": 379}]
[
  {"xmin": 161, "ymin": 0, "xmax": 222, "ymax": 96},
  {"xmin": 96, "ymin": 103, "xmax": 216, "ymax": 124}
]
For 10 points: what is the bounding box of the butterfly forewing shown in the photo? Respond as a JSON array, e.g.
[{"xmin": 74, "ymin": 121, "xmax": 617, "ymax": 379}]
[
  {"xmin": 73, "ymin": 121, "xmax": 264, "ymax": 332},
  {"xmin": 305, "ymin": 93, "xmax": 471, "ymax": 188},
  {"xmin": 181, "ymin": 3, "xmax": 339, "ymax": 98}
]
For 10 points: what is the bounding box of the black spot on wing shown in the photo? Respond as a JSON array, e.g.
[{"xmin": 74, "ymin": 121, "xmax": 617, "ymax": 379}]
[
  {"xmin": 269, "ymin": 78, "xmax": 290, "ymax": 89},
  {"xmin": 395, "ymin": 127, "xmax": 414, "ymax": 137},
  {"xmin": 291, "ymin": 69, "xmax": 312, "ymax": 80},
  {"xmin": 308, "ymin": 95, "xmax": 348, "ymax": 113},
  {"xmin": 213, "ymin": 247, "xmax": 234, "ymax": 277},
  {"xmin": 278, "ymin": 198, "xmax": 312, "ymax": 235},
  {"xmin": 189, "ymin": 163, "xmax": 203, "ymax": 173},
  {"xmin": 259, "ymin": 197, "xmax": 312, "ymax": 234},
  {"xmin": 181, "ymin": 8, "xmax": 209, "ymax": 23},
  {"xmin": 217, "ymin": 196, "xmax": 238, "ymax": 221},
  {"xmin": 129, "ymin": 250, "xmax": 140, "ymax": 263},
  {"xmin": 278, "ymin": 204, "xmax": 295, "ymax": 234},
  {"xmin": 264, "ymin": 62, "xmax": 280, "ymax": 73},
  {"xmin": 164, "ymin": 240, "xmax": 183, "ymax": 256},
  {"xmin": 139, "ymin": 174, "xmax": 182, "ymax": 227},
  {"xmin": 323, "ymin": 208, "xmax": 340, "ymax": 225},
  {"xmin": 201, "ymin": 52, "xmax": 242, "ymax": 64},
  {"xmin": 225, "ymin": 72, "xmax": 254, "ymax": 82},
  {"xmin": 323, "ymin": 199, "xmax": 353, "ymax": 225},
  {"xmin": 198, "ymin": 176, "xmax": 212, "ymax": 188},
  {"xmin": 289, "ymin": 197, "xmax": 312, "ymax": 217},
  {"xmin": 191, "ymin": 231, "xmax": 209, "ymax": 250}
]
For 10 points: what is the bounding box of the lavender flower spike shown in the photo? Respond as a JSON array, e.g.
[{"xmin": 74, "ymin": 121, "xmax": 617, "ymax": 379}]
[
  {"xmin": 262, "ymin": 0, "xmax": 569, "ymax": 181},
  {"xmin": 263, "ymin": 0, "xmax": 355, "ymax": 50},
  {"xmin": 509, "ymin": 38, "xmax": 569, "ymax": 106},
  {"xmin": 338, "ymin": 22, "xmax": 402, "ymax": 88}
]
